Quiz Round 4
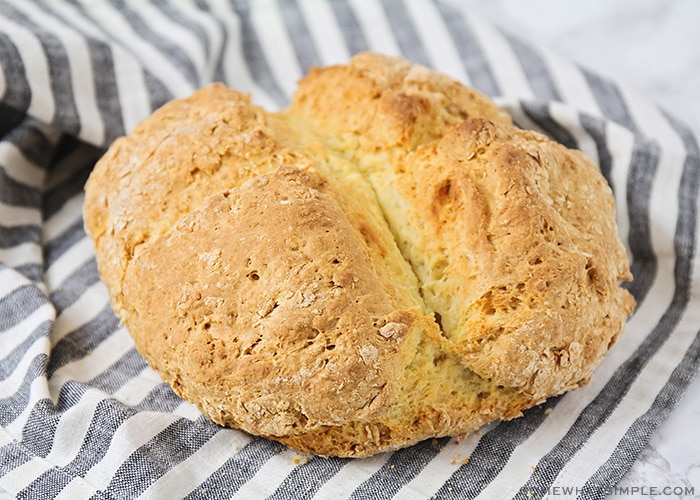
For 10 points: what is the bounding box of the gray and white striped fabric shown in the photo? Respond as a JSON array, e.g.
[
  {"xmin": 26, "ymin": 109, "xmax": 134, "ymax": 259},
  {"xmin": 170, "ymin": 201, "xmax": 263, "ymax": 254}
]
[{"xmin": 0, "ymin": 1, "xmax": 697, "ymax": 498}]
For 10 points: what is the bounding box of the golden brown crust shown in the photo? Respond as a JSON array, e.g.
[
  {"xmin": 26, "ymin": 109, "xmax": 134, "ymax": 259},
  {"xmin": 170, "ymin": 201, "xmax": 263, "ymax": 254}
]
[
  {"xmin": 83, "ymin": 86, "xmax": 308, "ymax": 317},
  {"xmin": 288, "ymin": 52, "xmax": 512, "ymax": 155},
  {"xmin": 123, "ymin": 167, "xmax": 427, "ymax": 435},
  {"xmin": 395, "ymin": 118, "xmax": 636, "ymax": 397},
  {"xmin": 84, "ymin": 52, "xmax": 634, "ymax": 457}
]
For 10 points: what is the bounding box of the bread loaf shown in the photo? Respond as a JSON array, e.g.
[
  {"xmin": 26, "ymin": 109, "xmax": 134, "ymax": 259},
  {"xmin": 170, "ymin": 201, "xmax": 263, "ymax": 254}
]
[{"xmin": 84, "ymin": 52, "xmax": 635, "ymax": 457}]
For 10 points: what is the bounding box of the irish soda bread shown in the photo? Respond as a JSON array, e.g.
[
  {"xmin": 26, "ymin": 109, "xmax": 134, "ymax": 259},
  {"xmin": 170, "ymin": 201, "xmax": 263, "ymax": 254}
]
[{"xmin": 84, "ymin": 52, "xmax": 635, "ymax": 457}]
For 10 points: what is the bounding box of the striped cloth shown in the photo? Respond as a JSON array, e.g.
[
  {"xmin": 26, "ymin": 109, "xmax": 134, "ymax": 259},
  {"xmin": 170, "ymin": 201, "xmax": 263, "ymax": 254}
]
[{"xmin": 0, "ymin": 1, "xmax": 697, "ymax": 498}]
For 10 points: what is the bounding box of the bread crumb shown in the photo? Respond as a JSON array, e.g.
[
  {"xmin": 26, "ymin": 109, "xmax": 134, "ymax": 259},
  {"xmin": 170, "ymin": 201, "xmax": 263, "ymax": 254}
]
[
  {"xmin": 379, "ymin": 322, "xmax": 408, "ymax": 338},
  {"xmin": 299, "ymin": 292, "xmax": 315, "ymax": 307},
  {"xmin": 198, "ymin": 249, "xmax": 222, "ymax": 268},
  {"xmin": 359, "ymin": 344, "xmax": 378, "ymax": 362}
]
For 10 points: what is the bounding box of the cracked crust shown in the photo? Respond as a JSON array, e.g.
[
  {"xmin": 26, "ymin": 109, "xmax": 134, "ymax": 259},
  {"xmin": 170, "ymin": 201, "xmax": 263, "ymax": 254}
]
[{"xmin": 84, "ymin": 52, "xmax": 635, "ymax": 457}]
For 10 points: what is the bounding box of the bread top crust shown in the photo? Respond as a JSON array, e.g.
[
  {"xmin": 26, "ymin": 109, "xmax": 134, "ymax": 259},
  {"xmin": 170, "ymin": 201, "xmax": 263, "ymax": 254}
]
[
  {"xmin": 288, "ymin": 52, "xmax": 512, "ymax": 153},
  {"xmin": 122, "ymin": 166, "xmax": 432, "ymax": 436},
  {"xmin": 84, "ymin": 52, "xmax": 635, "ymax": 457},
  {"xmin": 285, "ymin": 53, "xmax": 635, "ymax": 399},
  {"xmin": 402, "ymin": 118, "xmax": 635, "ymax": 394},
  {"xmin": 83, "ymin": 87, "xmax": 305, "ymax": 317}
]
